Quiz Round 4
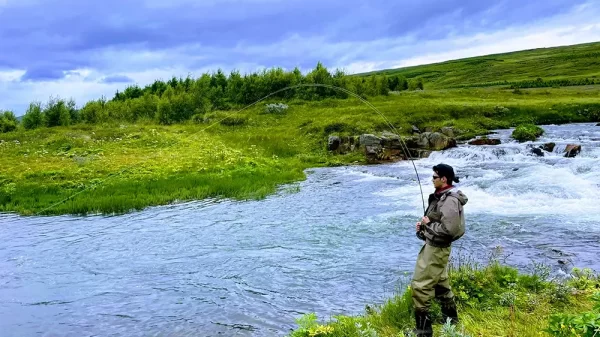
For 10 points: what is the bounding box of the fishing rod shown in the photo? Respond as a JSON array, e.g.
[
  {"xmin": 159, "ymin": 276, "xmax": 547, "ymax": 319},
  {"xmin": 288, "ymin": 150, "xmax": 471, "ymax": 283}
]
[{"xmin": 36, "ymin": 83, "xmax": 427, "ymax": 215}]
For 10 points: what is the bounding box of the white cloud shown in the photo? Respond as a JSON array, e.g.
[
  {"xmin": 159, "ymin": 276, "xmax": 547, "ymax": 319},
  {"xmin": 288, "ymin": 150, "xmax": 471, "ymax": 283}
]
[{"xmin": 2, "ymin": 1, "xmax": 600, "ymax": 115}]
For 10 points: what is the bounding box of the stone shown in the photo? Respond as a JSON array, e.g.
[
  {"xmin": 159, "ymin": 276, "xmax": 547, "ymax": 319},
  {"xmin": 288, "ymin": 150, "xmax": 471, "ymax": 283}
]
[
  {"xmin": 541, "ymin": 142, "xmax": 556, "ymax": 152},
  {"xmin": 564, "ymin": 144, "xmax": 581, "ymax": 158},
  {"xmin": 381, "ymin": 132, "xmax": 402, "ymax": 149},
  {"xmin": 441, "ymin": 127, "xmax": 455, "ymax": 138},
  {"xmin": 596, "ymin": 123, "xmax": 600, "ymax": 126},
  {"xmin": 327, "ymin": 136, "xmax": 341, "ymax": 151},
  {"xmin": 425, "ymin": 127, "xmax": 433, "ymax": 133},
  {"xmin": 427, "ymin": 132, "xmax": 456, "ymax": 151},
  {"xmin": 531, "ymin": 147, "xmax": 544, "ymax": 157},
  {"xmin": 359, "ymin": 134, "xmax": 382, "ymax": 147},
  {"xmin": 411, "ymin": 125, "xmax": 421, "ymax": 134},
  {"xmin": 468, "ymin": 138, "xmax": 501, "ymax": 146}
]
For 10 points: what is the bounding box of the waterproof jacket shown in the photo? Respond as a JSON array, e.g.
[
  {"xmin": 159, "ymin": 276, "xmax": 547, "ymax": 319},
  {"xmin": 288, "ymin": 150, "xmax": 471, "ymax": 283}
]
[{"xmin": 417, "ymin": 187, "xmax": 468, "ymax": 248}]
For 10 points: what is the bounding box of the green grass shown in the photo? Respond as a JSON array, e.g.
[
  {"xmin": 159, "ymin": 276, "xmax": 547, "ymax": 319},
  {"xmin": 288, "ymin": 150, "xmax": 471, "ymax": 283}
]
[
  {"xmin": 2, "ymin": 86, "xmax": 600, "ymax": 215},
  {"xmin": 286, "ymin": 254, "xmax": 600, "ymax": 337},
  {"xmin": 360, "ymin": 41, "xmax": 600, "ymax": 89}
]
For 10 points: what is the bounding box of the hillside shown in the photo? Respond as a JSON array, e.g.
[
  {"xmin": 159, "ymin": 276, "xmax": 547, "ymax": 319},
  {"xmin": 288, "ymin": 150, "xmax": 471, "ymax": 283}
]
[{"xmin": 359, "ymin": 41, "xmax": 600, "ymax": 89}]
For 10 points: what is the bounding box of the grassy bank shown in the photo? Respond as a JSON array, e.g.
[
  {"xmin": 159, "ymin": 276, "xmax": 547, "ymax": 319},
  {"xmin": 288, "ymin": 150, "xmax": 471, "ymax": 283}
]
[
  {"xmin": 1, "ymin": 86, "xmax": 600, "ymax": 215},
  {"xmin": 286, "ymin": 254, "xmax": 600, "ymax": 337},
  {"xmin": 361, "ymin": 41, "xmax": 600, "ymax": 89}
]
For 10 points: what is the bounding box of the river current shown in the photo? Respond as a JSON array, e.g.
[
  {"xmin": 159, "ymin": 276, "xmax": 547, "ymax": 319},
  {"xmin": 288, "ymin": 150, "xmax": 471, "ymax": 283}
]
[{"xmin": 1, "ymin": 123, "xmax": 599, "ymax": 336}]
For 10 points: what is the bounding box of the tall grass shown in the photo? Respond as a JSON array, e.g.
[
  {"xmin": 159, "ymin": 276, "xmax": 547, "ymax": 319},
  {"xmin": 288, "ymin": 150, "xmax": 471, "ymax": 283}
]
[{"xmin": 286, "ymin": 250, "xmax": 600, "ymax": 337}]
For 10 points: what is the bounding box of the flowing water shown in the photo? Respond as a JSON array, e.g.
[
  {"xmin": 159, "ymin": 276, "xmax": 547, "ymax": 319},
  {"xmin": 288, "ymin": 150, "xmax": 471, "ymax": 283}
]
[{"xmin": 1, "ymin": 123, "xmax": 599, "ymax": 336}]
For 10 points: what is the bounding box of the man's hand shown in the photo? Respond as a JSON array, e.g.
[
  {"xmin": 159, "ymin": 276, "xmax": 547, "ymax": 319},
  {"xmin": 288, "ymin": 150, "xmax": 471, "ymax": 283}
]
[
  {"xmin": 421, "ymin": 216, "xmax": 431, "ymax": 225},
  {"xmin": 416, "ymin": 221, "xmax": 421, "ymax": 232}
]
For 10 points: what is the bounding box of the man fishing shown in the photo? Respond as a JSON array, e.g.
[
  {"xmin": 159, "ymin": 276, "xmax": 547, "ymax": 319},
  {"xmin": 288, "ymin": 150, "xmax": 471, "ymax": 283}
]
[{"xmin": 411, "ymin": 163, "xmax": 468, "ymax": 337}]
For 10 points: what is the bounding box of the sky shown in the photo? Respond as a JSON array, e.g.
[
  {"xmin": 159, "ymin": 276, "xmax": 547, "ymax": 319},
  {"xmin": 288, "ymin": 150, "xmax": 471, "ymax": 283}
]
[{"xmin": 1, "ymin": 0, "xmax": 600, "ymax": 115}]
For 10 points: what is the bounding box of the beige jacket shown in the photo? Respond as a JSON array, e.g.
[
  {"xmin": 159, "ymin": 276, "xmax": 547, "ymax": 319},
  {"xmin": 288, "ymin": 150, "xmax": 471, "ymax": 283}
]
[{"xmin": 417, "ymin": 187, "xmax": 468, "ymax": 248}]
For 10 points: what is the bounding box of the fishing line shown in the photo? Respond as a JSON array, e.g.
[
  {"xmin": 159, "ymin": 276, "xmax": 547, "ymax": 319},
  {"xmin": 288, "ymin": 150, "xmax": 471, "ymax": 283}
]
[{"xmin": 35, "ymin": 83, "xmax": 426, "ymax": 215}]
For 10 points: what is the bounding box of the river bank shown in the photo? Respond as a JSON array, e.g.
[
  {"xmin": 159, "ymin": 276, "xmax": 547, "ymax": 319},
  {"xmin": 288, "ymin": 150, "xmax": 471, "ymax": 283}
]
[{"xmin": 1, "ymin": 87, "xmax": 600, "ymax": 216}]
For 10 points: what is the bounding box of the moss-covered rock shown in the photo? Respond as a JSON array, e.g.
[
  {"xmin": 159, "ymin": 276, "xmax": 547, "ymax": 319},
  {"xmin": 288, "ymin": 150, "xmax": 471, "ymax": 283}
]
[{"xmin": 512, "ymin": 124, "xmax": 545, "ymax": 142}]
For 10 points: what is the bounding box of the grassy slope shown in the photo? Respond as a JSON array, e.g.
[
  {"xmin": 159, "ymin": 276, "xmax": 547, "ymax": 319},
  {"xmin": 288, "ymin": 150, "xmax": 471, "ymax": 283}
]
[
  {"xmin": 1, "ymin": 87, "xmax": 600, "ymax": 215},
  {"xmin": 359, "ymin": 42, "xmax": 600, "ymax": 88}
]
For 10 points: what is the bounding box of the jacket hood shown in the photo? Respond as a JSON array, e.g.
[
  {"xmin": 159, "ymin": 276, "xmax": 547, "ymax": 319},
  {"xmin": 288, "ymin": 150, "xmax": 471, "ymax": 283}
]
[{"xmin": 446, "ymin": 188, "xmax": 468, "ymax": 206}]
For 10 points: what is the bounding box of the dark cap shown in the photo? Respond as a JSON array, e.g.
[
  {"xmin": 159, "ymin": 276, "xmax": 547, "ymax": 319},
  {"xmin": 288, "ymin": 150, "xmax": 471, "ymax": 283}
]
[{"xmin": 433, "ymin": 163, "xmax": 460, "ymax": 184}]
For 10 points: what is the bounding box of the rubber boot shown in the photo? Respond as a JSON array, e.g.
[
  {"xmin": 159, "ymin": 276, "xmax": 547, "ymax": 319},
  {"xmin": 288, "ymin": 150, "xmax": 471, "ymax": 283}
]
[
  {"xmin": 413, "ymin": 309, "xmax": 433, "ymax": 337},
  {"xmin": 441, "ymin": 301, "xmax": 459, "ymax": 325}
]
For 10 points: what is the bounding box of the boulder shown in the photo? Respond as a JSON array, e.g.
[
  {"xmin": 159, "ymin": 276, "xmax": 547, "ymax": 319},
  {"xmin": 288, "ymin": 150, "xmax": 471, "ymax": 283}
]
[
  {"xmin": 541, "ymin": 142, "xmax": 556, "ymax": 152},
  {"xmin": 416, "ymin": 132, "xmax": 431, "ymax": 148},
  {"xmin": 468, "ymin": 138, "xmax": 501, "ymax": 146},
  {"xmin": 411, "ymin": 125, "xmax": 421, "ymax": 134},
  {"xmin": 359, "ymin": 134, "xmax": 382, "ymax": 147},
  {"xmin": 327, "ymin": 136, "xmax": 341, "ymax": 151},
  {"xmin": 380, "ymin": 131, "xmax": 402, "ymax": 149},
  {"xmin": 596, "ymin": 123, "xmax": 600, "ymax": 126},
  {"xmin": 425, "ymin": 127, "xmax": 433, "ymax": 133},
  {"xmin": 441, "ymin": 127, "xmax": 455, "ymax": 138},
  {"xmin": 564, "ymin": 144, "xmax": 581, "ymax": 158},
  {"xmin": 365, "ymin": 145, "xmax": 384, "ymax": 163},
  {"xmin": 531, "ymin": 147, "xmax": 544, "ymax": 157},
  {"xmin": 427, "ymin": 132, "xmax": 457, "ymax": 151}
]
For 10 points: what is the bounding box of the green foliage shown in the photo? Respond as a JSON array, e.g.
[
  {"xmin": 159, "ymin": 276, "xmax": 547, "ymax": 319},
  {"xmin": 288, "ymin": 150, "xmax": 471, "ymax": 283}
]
[
  {"xmin": 546, "ymin": 292, "xmax": 600, "ymax": 337},
  {"xmin": 43, "ymin": 97, "xmax": 72, "ymax": 127},
  {"xmin": 22, "ymin": 102, "xmax": 44, "ymax": 130},
  {"xmin": 511, "ymin": 124, "xmax": 544, "ymax": 142},
  {"xmin": 0, "ymin": 110, "xmax": 18, "ymax": 133}
]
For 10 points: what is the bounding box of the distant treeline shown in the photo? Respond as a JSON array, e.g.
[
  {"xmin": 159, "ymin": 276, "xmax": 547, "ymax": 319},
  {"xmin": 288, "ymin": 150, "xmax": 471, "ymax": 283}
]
[
  {"xmin": 1, "ymin": 63, "xmax": 424, "ymax": 132},
  {"xmin": 448, "ymin": 77, "xmax": 598, "ymax": 89}
]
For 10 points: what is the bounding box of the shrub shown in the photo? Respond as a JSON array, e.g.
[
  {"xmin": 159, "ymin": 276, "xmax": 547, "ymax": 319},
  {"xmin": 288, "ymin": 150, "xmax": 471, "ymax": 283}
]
[
  {"xmin": 22, "ymin": 102, "xmax": 44, "ymax": 130},
  {"xmin": 511, "ymin": 124, "xmax": 544, "ymax": 142},
  {"xmin": 546, "ymin": 292, "xmax": 600, "ymax": 337},
  {"xmin": 0, "ymin": 111, "xmax": 18, "ymax": 133}
]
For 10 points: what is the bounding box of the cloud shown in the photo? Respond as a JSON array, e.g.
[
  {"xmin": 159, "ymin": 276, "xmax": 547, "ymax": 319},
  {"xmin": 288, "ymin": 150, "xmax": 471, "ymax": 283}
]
[
  {"xmin": 21, "ymin": 67, "xmax": 65, "ymax": 81},
  {"xmin": 0, "ymin": 0, "xmax": 599, "ymax": 114},
  {"xmin": 101, "ymin": 75, "xmax": 135, "ymax": 84}
]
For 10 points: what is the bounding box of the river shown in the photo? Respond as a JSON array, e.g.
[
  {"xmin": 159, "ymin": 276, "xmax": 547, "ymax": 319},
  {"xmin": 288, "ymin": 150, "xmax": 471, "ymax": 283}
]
[{"xmin": 1, "ymin": 123, "xmax": 599, "ymax": 336}]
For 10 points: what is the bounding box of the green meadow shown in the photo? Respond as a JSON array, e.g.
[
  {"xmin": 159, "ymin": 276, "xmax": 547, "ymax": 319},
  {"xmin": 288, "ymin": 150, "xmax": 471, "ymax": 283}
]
[{"xmin": 1, "ymin": 85, "xmax": 600, "ymax": 215}]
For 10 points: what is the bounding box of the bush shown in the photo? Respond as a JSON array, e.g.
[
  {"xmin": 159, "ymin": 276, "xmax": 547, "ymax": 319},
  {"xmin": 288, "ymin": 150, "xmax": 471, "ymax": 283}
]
[
  {"xmin": 43, "ymin": 97, "xmax": 71, "ymax": 127},
  {"xmin": 0, "ymin": 111, "xmax": 18, "ymax": 133},
  {"xmin": 546, "ymin": 292, "xmax": 600, "ymax": 337},
  {"xmin": 22, "ymin": 102, "xmax": 44, "ymax": 130},
  {"xmin": 511, "ymin": 124, "xmax": 544, "ymax": 142}
]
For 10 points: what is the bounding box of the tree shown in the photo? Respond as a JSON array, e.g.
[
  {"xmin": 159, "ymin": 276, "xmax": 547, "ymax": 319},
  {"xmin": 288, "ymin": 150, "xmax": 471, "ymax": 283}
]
[
  {"xmin": 0, "ymin": 110, "xmax": 18, "ymax": 133},
  {"xmin": 22, "ymin": 102, "xmax": 44, "ymax": 130},
  {"xmin": 43, "ymin": 97, "xmax": 71, "ymax": 127}
]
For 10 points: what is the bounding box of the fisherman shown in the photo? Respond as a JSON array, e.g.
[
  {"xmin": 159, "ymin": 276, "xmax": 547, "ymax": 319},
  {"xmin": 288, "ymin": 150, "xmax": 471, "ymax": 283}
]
[{"xmin": 411, "ymin": 163, "xmax": 468, "ymax": 337}]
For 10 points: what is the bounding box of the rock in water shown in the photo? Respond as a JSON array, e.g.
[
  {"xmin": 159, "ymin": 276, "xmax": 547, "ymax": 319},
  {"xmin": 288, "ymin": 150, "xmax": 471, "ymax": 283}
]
[
  {"xmin": 427, "ymin": 132, "xmax": 456, "ymax": 151},
  {"xmin": 468, "ymin": 138, "xmax": 501, "ymax": 146},
  {"xmin": 531, "ymin": 147, "xmax": 544, "ymax": 157},
  {"xmin": 541, "ymin": 142, "xmax": 556, "ymax": 152},
  {"xmin": 564, "ymin": 144, "xmax": 581, "ymax": 158}
]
